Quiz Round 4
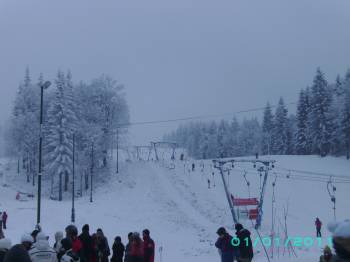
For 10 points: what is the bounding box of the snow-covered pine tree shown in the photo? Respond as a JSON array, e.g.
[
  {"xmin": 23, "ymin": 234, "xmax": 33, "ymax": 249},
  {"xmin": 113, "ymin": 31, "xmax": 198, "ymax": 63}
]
[
  {"xmin": 286, "ymin": 114, "xmax": 296, "ymax": 155},
  {"xmin": 272, "ymin": 97, "xmax": 288, "ymax": 154},
  {"xmin": 342, "ymin": 75, "xmax": 350, "ymax": 159},
  {"xmin": 295, "ymin": 89, "xmax": 310, "ymax": 154},
  {"xmin": 310, "ymin": 68, "xmax": 333, "ymax": 156},
  {"xmin": 225, "ymin": 117, "xmax": 241, "ymax": 157},
  {"xmin": 8, "ymin": 68, "xmax": 41, "ymax": 179},
  {"xmin": 239, "ymin": 118, "xmax": 261, "ymax": 156},
  {"xmin": 217, "ymin": 120, "xmax": 229, "ymax": 158},
  {"xmin": 45, "ymin": 71, "xmax": 77, "ymax": 200},
  {"xmin": 261, "ymin": 102, "xmax": 274, "ymax": 155}
]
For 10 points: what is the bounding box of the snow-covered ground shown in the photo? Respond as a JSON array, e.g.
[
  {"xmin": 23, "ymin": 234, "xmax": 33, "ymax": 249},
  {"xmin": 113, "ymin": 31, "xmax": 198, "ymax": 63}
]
[{"xmin": 0, "ymin": 155, "xmax": 350, "ymax": 262}]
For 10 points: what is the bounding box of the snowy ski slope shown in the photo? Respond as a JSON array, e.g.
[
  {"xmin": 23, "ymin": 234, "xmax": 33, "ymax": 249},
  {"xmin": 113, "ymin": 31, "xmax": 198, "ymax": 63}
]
[{"xmin": 0, "ymin": 155, "xmax": 350, "ymax": 262}]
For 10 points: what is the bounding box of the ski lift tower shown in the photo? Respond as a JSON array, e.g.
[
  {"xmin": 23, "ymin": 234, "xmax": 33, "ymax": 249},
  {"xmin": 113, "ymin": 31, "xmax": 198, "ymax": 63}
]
[
  {"xmin": 213, "ymin": 158, "xmax": 276, "ymax": 229},
  {"xmin": 150, "ymin": 141, "xmax": 177, "ymax": 161}
]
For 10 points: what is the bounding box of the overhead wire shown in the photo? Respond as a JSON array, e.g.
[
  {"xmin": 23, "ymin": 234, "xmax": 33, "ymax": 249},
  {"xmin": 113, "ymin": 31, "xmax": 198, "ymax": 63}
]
[{"xmin": 116, "ymin": 101, "xmax": 297, "ymax": 127}]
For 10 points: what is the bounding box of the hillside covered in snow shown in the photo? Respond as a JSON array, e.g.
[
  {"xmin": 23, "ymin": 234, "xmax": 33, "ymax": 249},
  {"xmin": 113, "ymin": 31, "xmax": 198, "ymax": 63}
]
[{"xmin": 1, "ymin": 155, "xmax": 350, "ymax": 262}]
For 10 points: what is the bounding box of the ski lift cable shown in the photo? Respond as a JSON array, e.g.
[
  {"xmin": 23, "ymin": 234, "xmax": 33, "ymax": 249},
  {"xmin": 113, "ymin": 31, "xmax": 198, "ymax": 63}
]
[
  {"xmin": 234, "ymin": 167, "xmax": 350, "ymax": 184},
  {"xmin": 233, "ymin": 167, "xmax": 350, "ymax": 183},
  {"xmin": 116, "ymin": 102, "xmax": 298, "ymax": 127},
  {"xmin": 275, "ymin": 167, "xmax": 350, "ymax": 179}
]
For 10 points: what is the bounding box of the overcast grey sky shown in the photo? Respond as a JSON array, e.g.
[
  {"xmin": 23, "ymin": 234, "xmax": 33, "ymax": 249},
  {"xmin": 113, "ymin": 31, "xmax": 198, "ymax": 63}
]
[{"xmin": 1, "ymin": 0, "xmax": 350, "ymax": 145}]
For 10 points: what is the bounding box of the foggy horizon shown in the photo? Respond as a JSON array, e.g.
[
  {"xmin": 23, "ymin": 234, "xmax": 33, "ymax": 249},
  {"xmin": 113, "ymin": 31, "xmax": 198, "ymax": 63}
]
[{"xmin": 1, "ymin": 0, "xmax": 350, "ymax": 145}]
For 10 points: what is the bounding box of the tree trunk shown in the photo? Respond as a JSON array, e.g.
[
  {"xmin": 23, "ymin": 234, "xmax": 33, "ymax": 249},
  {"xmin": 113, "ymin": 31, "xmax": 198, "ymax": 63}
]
[
  {"xmin": 64, "ymin": 171, "xmax": 69, "ymax": 192},
  {"xmin": 80, "ymin": 172, "xmax": 83, "ymax": 197},
  {"xmin": 59, "ymin": 172, "xmax": 62, "ymax": 201},
  {"xmin": 26, "ymin": 158, "xmax": 30, "ymax": 183},
  {"xmin": 32, "ymin": 157, "xmax": 36, "ymax": 186},
  {"xmin": 85, "ymin": 170, "xmax": 89, "ymax": 190}
]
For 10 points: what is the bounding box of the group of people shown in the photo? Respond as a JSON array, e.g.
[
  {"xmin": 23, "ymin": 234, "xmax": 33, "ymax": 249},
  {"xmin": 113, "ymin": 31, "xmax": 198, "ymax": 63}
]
[
  {"xmin": 0, "ymin": 224, "xmax": 155, "ymax": 262},
  {"xmin": 215, "ymin": 223, "xmax": 253, "ymax": 262},
  {"xmin": 215, "ymin": 219, "xmax": 350, "ymax": 262}
]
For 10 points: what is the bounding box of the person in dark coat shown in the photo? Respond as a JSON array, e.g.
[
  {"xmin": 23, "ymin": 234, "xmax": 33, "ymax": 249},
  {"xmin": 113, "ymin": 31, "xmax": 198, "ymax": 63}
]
[
  {"xmin": 1, "ymin": 213, "xmax": 7, "ymax": 230},
  {"xmin": 215, "ymin": 227, "xmax": 238, "ymax": 262},
  {"xmin": 0, "ymin": 238, "xmax": 11, "ymax": 262},
  {"xmin": 142, "ymin": 229, "xmax": 154, "ymax": 262},
  {"xmin": 3, "ymin": 244, "xmax": 31, "ymax": 262},
  {"xmin": 124, "ymin": 232, "xmax": 133, "ymax": 262},
  {"xmin": 111, "ymin": 236, "xmax": 125, "ymax": 262},
  {"xmin": 60, "ymin": 238, "xmax": 80, "ymax": 262},
  {"xmin": 235, "ymin": 223, "xmax": 253, "ymax": 262},
  {"xmin": 79, "ymin": 224, "xmax": 94, "ymax": 262},
  {"xmin": 96, "ymin": 228, "xmax": 110, "ymax": 262},
  {"xmin": 316, "ymin": 217, "xmax": 322, "ymax": 237},
  {"xmin": 328, "ymin": 219, "xmax": 350, "ymax": 262}
]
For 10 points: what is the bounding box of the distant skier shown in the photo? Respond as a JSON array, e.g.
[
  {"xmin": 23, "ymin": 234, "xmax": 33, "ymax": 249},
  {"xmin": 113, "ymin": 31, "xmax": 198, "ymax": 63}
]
[
  {"xmin": 315, "ymin": 217, "xmax": 322, "ymax": 237},
  {"xmin": 2, "ymin": 212, "xmax": 7, "ymax": 230},
  {"xmin": 208, "ymin": 179, "xmax": 211, "ymax": 189},
  {"xmin": 192, "ymin": 163, "xmax": 195, "ymax": 172},
  {"xmin": 215, "ymin": 227, "xmax": 238, "ymax": 262},
  {"xmin": 235, "ymin": 223, "xmax": 253, "ymax": 262}
]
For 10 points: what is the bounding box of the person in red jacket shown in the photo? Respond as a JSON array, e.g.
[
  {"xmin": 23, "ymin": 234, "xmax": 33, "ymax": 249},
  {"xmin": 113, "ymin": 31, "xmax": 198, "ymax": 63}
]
[
  {"xmin": 315, "ymin": 217, "xmax": 322, "ymax": 237},
  {"xmin": 142, "ymin": 229, "xmax": 155, "ymax": 262},
  {"xmin": 65, "ymin": 224, "xmax": 83, "ymax": 257},
  {"xmin": 129, "ymin": 232, "xmax": 144, "ymax": 262}
]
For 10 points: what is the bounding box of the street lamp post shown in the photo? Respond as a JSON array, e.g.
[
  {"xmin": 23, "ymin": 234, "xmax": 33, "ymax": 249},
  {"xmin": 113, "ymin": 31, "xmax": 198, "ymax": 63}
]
[
  {"xmin": 116, "ymin": 127, "xmax": 119, "ymax": 174},
  {"xmin": 90, "ymin": 142, "xmax": 94, "ymax": 203},
  {"xmin": 37, "ymin": 80, "xmax": 51, "ymax": 225},
  {"xmin": 71, "ymin": 133, "xmax": 75, "ymax": 223}
]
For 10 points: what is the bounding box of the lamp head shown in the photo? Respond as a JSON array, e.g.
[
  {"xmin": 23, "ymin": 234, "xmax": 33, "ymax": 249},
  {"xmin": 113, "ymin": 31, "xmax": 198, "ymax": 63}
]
[{"xmin": 42, "ymin": 81, "xmax": 51, "ymax": 89}]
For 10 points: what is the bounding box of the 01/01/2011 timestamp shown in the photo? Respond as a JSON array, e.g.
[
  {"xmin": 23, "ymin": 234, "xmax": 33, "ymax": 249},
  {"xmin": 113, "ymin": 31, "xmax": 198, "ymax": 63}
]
[{"xmin": 230, "ymin": 237, "xmax": 332, "ymax": 248}]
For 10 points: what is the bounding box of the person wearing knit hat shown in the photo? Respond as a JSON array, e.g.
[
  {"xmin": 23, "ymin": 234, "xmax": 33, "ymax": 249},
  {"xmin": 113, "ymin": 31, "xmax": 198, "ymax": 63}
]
[
  {"xmin": 20, "ymin": 234, "xmax": 33, "ymax": 251},
  {"xmin": 328, "ymin": 219, "xmax": 350, "ymax": 261},
  {"xmin": 0, "ymin": 238, "xmax": 12, "ymax": 262},
  {"xmin": 29, "ymin": 232, "xmax": 57, "ymax": 262},
  {"xmin": 53, "ymin": 231, "xmax": 63, "ymax": 255},
  {"xmin": 319, "ymin": 245, "xmax": 333, "ymax": 262},
  {"xmin": 215, "ymin": 227, "xmax": 239, "ymax": 262}
]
